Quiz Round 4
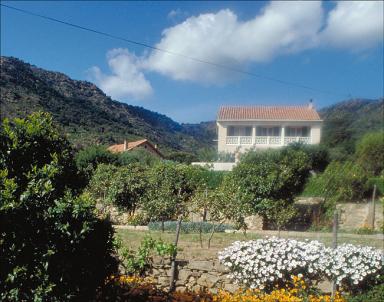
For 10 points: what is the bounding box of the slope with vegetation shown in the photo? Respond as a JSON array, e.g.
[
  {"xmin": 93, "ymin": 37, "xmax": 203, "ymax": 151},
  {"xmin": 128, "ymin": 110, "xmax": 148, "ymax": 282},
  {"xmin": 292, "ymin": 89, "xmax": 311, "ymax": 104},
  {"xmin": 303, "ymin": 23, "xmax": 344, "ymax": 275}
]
[
  {"xmin": 319, "ymin": 98, "xmax": 384, "ymax": 159},
  {"xmin": 0, "ymin": 56, "xmax": 215, "ymax": 154}
]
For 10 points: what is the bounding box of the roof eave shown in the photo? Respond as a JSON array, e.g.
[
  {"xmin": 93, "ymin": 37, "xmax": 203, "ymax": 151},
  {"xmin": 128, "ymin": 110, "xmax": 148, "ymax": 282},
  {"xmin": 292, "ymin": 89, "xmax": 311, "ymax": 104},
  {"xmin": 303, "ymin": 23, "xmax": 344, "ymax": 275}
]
[{"xmin": 217, "ymin": 119, "xmax": 323, "ymax": 122}]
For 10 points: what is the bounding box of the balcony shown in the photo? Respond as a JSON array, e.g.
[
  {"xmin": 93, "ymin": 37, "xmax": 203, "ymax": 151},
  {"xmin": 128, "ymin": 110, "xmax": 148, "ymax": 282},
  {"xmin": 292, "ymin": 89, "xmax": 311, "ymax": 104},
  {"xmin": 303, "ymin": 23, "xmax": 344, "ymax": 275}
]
[
  {"xmin": 226, "ymin": 135, "xmax": 311, "ymax": 146},
  {"xmin": 284, "ymin": 137, "xmax": 311, "ymax": 144},
  {"xmin": 226, "ymin": 136, "xmax": 253, "ymax": 145}
]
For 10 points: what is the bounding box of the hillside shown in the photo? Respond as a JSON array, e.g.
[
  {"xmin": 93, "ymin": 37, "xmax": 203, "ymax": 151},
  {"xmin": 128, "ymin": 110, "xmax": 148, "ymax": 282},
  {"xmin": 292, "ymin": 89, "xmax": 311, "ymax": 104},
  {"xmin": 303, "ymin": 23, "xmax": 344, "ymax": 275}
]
[
  {"xmin": 1, "ymin": 56, "xmax": 382, "ymax": 157},
  {"xmin": 0, "ymin": 56, "xmax": 216, "ymax": 153},
  {"xmin": 319, "ymin": 98, "xmax": 384, "ymax": 154}
]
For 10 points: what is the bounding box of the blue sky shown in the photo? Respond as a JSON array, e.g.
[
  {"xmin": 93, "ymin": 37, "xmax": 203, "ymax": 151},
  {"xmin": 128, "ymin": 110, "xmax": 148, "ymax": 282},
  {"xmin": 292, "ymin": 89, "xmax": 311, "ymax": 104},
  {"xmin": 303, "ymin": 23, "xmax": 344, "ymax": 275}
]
[{"xmin": 1, "ymin": 1, "xmax": 383, "ymax": 123}]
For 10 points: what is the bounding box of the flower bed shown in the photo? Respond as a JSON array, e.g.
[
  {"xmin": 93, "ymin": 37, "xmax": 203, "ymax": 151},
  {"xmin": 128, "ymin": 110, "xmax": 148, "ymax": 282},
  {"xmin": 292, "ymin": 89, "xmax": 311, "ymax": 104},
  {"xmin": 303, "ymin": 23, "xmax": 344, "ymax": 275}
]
[
  {"xmin": 214, "ymin": 276, "xmax": 346, "ymax": 302},
  {"xmin": 218, "ymin": 237, "xmax": 383, "ymax": 292},
  {"xmin": 97, "ymin": 275, "xmax": 347, "ymax": 302}
]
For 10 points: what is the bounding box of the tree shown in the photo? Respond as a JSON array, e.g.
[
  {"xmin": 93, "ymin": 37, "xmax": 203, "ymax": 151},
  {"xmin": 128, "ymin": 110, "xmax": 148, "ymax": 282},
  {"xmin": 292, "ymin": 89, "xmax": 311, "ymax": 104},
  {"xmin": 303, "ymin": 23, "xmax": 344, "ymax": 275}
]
[
  {"xmin": 285, "ymin": 142, "xmax": 330, "ymax": 172},
  {"xmin": 355, "ymin": 131, "xmax": 384, "ymax": 176},
  {"xmin": 117, "ymin": 148, "xmax": 161, "ymax": 166},
  {"xmin": 0, "ymin": 112, "xmax": 116, "ymax": 301},
  {"xmin": 167, "ymin": 151, "xmax": 198, "ymax": 164},
  {"xmin": 88, "ymin": 163, "xmax": 148, "ymax": 215},
  {"xmin": 75, "ymin": 145, "xmax": 118, "ymax": 184},
  {"xmin": 232, "ymin": 148, "xmax": 311, "ymax": 219},
  {"xmin": 141, "ymin": 162, "xmax": 200, "ymax": 224}
]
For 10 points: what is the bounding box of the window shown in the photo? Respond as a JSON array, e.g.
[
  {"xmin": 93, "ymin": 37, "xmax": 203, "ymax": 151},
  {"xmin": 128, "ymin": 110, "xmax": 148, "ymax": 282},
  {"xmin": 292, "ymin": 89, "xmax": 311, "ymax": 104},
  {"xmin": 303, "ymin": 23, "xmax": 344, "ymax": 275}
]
[
  {"xmin": 245, "ymin": 126, "xmax": 252, "ymax": 136},
  {"xmin": 227, "ymin": 126, "xmax": 253, "ymax": 136},
  {"xmin": 286, "ymin": 126, "xmax": 310, "ymax": 137},
  {"xmin": 227, "ymin": 126, "xmax": 235, "ymax": 136},
  {"xmin": 256, "ymin": 126, "xmax": 281, "ymax": 136}
]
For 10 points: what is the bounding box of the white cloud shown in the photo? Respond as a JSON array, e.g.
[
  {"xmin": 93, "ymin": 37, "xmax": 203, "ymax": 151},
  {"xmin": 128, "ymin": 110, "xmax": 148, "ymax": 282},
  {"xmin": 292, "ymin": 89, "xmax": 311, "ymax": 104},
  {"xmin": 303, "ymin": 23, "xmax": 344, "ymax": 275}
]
[
  {"xmin": 88, "ymin": 48, "xmax": 152, "ymax": 100},
  {"xmin": 321, "ymin": 1, "xmax": 383, "ymax": 50},
  {"xmin": 89, "ymin": 1, "xmax": 383, "ymax": 96},
  {"xmin": 145, "ymin": 2, "xmax": 323, "ymax": 83}
]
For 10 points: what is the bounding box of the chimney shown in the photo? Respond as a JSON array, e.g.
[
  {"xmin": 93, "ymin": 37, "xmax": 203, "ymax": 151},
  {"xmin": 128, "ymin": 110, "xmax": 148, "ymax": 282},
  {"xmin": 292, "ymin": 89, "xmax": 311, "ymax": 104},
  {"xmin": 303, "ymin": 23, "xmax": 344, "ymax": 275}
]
[
  {"xmin": 308, "ymin": 99, "xmax": 314, "ymax": 109},
  {"xmin": 124, "ymin": 140, "xmax": 128, "ymax": 151}
]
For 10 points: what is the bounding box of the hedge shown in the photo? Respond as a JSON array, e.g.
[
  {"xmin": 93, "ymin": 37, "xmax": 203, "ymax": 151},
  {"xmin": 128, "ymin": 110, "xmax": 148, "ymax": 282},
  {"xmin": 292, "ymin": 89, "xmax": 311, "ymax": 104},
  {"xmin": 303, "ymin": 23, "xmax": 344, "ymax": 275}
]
[{"xmin": 147, "ymin": 221, "xmax": 233, "ymax": 233}]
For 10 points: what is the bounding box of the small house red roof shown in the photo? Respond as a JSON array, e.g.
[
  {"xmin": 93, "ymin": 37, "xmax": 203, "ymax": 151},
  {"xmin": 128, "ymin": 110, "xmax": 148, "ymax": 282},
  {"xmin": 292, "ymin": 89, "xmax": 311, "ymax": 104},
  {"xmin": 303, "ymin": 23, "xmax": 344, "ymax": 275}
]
[
  {"xmin": 217, "ymin": 105, "xmax": 321, "ymax": 121},
  {"xmin": 107, "ymin": 139, "xmax": 163, "ymax": 158}
]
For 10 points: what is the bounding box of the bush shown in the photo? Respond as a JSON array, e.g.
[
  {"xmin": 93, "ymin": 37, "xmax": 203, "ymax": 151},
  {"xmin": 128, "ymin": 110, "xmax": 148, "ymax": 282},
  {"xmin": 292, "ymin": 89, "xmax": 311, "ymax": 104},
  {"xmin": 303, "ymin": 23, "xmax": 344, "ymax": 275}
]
[
  {"xmin": 115, "ymin": 236, "xmax": 176, "ymax": 275},
  {"xmin": 301, "ymin": 161, "xmax": 369, "ymax": 216},
  {"xmin": 75, "ymin": 145, "xmax": 118, "ymax": 183},
  {"xmin": 148, "ymin": 221, "xmax": 233, "ymax": 233},
  {"xmin": 0, "ymin": 113, "xmax": 116, "ymax": 301},
  {"xmin": 234, "ymin": 148, "xmax": 311, "ymax": 217},
  {"xmin": 355, "ymin": 131, "xmax": 384, "ymax": 176},
  {"xmin": 218, "ymin": 237, "xmax": 383, "ymax": 293},
  {"xmin": 346, "ymin": 282, "xmax": 384, "ymax": 302},
  {"xmin": 167, "ymin": 151, "xmax": 198, "ymax": 164},
  {"xmin": 285, "ymin": 142, "xmax": 330, "ymax": 172},
  {"xmin": 117, "ymin": 148, "xmax": 160, "ymax": 166},
  {"xmin": 87, "ymin": 163, "xmax": 148, "ymax": 213}
]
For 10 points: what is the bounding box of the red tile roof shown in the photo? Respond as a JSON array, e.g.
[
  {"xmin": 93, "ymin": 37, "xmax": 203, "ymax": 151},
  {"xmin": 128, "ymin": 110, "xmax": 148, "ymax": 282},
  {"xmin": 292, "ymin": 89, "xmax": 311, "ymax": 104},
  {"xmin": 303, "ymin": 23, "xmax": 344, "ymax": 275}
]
[
  {"xmin": 107, "ymin": 139, "xmax": 164, "ymax": 158},
  {"xmin": 217, "ymin": 105, "xmax": 322, "ymax": 121}
]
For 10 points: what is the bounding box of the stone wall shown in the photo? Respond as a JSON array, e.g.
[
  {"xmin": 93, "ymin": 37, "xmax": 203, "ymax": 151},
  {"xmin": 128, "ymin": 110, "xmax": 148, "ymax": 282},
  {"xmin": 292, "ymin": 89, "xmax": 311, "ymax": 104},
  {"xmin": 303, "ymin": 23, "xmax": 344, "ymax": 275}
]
[{"xmin": 146, "ymin": 257, "xmax": 238, "ymax": 294}]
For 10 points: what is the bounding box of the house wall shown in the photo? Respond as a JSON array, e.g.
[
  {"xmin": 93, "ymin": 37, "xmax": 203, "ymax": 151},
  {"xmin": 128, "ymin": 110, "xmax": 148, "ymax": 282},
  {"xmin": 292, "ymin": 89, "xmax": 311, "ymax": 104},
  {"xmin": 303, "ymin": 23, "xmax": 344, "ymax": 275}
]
[{"xmin": 217, "ymin": 120, "xmax": 322, "ymax": 154}]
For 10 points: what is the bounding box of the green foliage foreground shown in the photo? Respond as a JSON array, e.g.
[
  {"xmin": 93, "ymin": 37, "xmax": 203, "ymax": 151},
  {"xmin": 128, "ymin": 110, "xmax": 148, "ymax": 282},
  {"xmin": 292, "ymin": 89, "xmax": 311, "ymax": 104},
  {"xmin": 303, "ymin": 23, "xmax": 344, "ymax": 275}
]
[{"xmin": 0, "ymin": 113, "xmax": 116, "ymax": 301}]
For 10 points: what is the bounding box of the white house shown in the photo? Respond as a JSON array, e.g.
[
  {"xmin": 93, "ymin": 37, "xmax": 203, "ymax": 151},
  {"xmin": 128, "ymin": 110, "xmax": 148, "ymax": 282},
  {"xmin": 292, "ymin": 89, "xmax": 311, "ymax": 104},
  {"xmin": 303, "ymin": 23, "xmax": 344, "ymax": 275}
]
[{"xmin": 217, "ymin": 102, "xmax": 322, "ymax": 154}]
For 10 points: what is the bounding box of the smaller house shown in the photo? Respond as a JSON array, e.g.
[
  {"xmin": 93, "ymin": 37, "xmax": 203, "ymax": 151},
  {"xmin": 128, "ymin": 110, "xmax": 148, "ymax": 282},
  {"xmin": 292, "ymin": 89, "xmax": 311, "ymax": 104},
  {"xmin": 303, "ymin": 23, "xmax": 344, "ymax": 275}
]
[{"xmin": 107, "ymin": 139, "xmax": 164, "ymax": 158}]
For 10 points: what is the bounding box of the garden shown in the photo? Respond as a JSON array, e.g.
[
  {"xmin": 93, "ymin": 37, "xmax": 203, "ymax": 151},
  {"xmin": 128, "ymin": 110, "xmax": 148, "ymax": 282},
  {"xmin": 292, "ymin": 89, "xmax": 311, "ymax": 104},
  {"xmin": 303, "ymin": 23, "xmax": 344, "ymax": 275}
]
[{"xmin": 1, "ymin": 112, "xmax": 383, "ymax": 301}]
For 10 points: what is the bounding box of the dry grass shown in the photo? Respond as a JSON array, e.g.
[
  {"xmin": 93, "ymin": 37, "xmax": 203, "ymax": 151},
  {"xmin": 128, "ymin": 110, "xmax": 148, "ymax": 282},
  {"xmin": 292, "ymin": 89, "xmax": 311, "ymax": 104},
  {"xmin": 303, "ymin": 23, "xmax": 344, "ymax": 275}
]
[{"xmin": 115, "ymin": 228, "xmax": 383, "ymax": 259}]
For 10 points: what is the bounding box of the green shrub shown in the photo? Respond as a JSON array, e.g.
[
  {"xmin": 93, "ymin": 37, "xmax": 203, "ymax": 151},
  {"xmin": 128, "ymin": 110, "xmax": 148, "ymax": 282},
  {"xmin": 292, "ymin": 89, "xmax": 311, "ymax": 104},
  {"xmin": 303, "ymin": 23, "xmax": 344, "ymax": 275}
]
[
  {"xmin": 87, "ymin": 163, "xmax": 148, "ymax": 213},
  {"xmin": 148, "ymin": 221, "xmax": 233, "ymax": 233},
  {"xmin": 354, "ymin": 226, "xmax": 377, "ymax": 235},
  {"xmin": 301, "ymin": 160, "xmax": 369, "ymax": 216},
  {"xmin": 234, "ymin": 148, "xmax": 311, "ymax": 216},
  {"xmin": 284, "ymin": 142, "xmax": 330, "ymax": 172},
  {"xmin": 368, "ymin": 176, "xmax": 384, "ymax": 196},
  {"xmin": 346, "ymin": 282, "xmax": 384, "ymax": 302},
  {"xmin": 117, "ymin": 148, "xmax": 160, "ymax": 166},
  {"xmin": 115, "ymin": 236, "xmax": 176, "ymax": 275},
  {"xmin": 0, "ymin": 113, "xmax": 116, "ymax": 301},
  {"xmin": 355, "ymin": 131, "xmax": 384, "ymax": 176},
  {"xmin": 167, "ymin": 151, "xmax": 198, "ymax": 164},
  {"xmin": 75, "ymin": 145, "xmax": 118, "ymax": 184}
]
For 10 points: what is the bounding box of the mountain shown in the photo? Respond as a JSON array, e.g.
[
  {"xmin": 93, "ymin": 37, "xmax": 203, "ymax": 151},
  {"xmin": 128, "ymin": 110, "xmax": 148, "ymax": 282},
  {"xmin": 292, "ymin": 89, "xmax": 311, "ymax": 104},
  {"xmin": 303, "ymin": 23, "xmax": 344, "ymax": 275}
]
[
  {"xmin": 0, "ymin": 56, "xmax": 216, "ymax": 153},
  {"xmin": 319, "ymin": 98, "xmax": 384, "ymax": 154},
  {"xmin": 1, "ymin": 56, "xmax": 382, "ymax": 157}
]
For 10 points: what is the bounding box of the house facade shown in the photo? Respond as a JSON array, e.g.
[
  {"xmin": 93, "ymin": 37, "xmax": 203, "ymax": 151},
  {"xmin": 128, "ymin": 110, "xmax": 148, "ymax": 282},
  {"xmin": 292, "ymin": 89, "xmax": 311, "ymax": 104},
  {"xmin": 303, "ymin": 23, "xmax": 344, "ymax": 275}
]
[{"xmin": 217, "ymin": 103, "xmax": 322, "ymax": 154}]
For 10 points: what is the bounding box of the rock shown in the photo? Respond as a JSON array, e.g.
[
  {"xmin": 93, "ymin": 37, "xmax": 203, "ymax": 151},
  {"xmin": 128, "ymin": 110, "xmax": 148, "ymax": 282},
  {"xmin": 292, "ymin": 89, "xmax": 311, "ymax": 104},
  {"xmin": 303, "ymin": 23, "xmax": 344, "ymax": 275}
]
[
  {"xmin": 158, "ymin": 276, "xmax": 170, "ymax": 286},
  {"xmin": 197, "ymin": 273, "xmax": 220, "ymax": 287},
  {"xmin": 224, "ymin": 283, "xmax": 240, "ymax": 293},
  {"xmin": 178, "ymin": 269, "xmax": 192, "ymax": 282},
  {"xmin": 188, "ymin": 260, "xmax": 214, "ymax": 271},
  {"xmin": 175, "ymin": 286, "xmax": 187, "ymax": 293},
  {"xmin": 213, "ymin": 260, "xmax": 228, "ymax": 273}
]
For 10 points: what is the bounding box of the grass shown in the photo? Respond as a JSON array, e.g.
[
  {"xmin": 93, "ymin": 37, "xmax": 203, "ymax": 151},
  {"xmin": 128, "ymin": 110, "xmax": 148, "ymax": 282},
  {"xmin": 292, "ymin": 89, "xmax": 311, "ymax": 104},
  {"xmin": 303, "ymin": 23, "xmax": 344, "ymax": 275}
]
[{"xmin": 115, "ymin": 228, "xmax": 383, "ymax": 259}]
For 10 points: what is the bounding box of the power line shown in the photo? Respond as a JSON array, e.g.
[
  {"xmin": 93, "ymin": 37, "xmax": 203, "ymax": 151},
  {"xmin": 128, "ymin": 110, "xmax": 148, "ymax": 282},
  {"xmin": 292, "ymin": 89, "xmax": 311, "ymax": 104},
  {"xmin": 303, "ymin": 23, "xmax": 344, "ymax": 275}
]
[{"xmin": 1, "ymin": 3, "xmax": 348, "ymax": 98}]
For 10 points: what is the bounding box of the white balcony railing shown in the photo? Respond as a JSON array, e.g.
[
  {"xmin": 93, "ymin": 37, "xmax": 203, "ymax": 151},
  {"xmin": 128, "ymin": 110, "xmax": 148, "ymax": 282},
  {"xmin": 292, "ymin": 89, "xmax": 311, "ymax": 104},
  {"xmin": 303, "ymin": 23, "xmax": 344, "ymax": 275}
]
[
  {"xmin": 255, "ymin": 136, "xmax": 280, "ymax": 145},
  {"xmin": 240, "ymin": 136, "xmax": 253, "ymax": 145},
  {"xmin": 226, "ymin": 136, "xmax": 239, "ymax": 145},
  {"xmin": 226, "ymin": 136, "xmax": 311, "ymax": 146},
  {"xmin": 284, "ymin": 137, "xmax": 311, "ymax": 144}
]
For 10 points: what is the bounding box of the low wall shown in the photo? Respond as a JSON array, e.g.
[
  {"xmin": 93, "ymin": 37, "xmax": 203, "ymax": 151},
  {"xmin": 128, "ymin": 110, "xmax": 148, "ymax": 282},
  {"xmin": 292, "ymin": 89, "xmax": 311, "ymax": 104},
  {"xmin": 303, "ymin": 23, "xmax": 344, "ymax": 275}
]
[{"xmin": 146, "ymin": 257, "xmax": 239, "ymax": 294}]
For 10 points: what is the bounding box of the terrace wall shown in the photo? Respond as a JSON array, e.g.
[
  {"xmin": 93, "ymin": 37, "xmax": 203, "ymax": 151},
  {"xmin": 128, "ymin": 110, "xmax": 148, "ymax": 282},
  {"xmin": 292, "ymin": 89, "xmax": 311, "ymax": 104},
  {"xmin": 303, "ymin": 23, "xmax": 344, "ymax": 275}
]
[{"xmin": 145, "ymin": 257, "xmax": 239, "ymax": 294}]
